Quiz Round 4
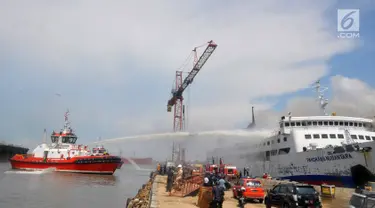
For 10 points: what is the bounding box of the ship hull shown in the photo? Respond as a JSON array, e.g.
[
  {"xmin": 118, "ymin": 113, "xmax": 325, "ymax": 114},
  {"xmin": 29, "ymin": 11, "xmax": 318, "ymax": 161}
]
[
  {"xmin": 208, "ymin": 141, "xmax": 375, "ymax": 188},
  {"xmin": 9, "ymin": 155, "xmax": 121, "ymax": 175}
]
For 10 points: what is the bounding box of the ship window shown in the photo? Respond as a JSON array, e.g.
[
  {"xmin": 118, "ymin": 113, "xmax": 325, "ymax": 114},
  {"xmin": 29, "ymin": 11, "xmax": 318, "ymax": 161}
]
[
  {"xmin": 301, "ymin": 122, "xmax": 306, "ymax": 126},
  {"xmin": 271, "ymin": 149, "xmax": 278, "ymax": 156},
  {"xmin": 267, "ymin": 141, "xmax": 270, "ymax": 145},
  {"xmin": 305, "ymin": 134, "xmax": 312, "ymax": 139},
  {"xmin": 318, "ymin": 121, "xmax": 323, "ymax": 125},
  {"xmin": 344, "ymin": 122, "xmax": 348, "ymax": 126},
  {"xmin": 366, "ymin": 136, "xmax": 371, "ymax": 141},
  {"xmin": 351, "ymin": 135, "xmax": 358, "ymax": 140},
  {"xmin": 349, "ymin": 122, "xmax": 353, "ymax": 126},
  {"xmin": 329, "ymin": 121, "xmax": 333, "ymax": 125},
  {"xmin": 313, "ymin": 134, "xmax": 320, "ymax": 139},
  {"xmin": 339, "ymin": 121, "xmax": 343, "ymax": 126},
  {"xmin": 279, "ymin": 148, "xmax": 290, "ymax": 155},
  {"xmin": 285, "ymin": 122, "xmax": 290, "ymax": 127},
  {"xmin": 307, "ymin": 121, "xmax": 312, "ymax": 125},
  {"xmin": 321, "ymin": 134, "xmax": 328, "ymax": 139},
  {"xmin": 358, "ymin": 135, "xmax": 364, "ymax": 140},
  {"xmin": 312, "ymin": 121, "xmax": 317, "ymax": 125},
  {"xmin": 323, "ymin": 121, "xmax": 328, "ymax": 125},
  {"xmin": 359, "ymin": 123, "xmax": 363, "ymax": 127},
  {"xmin": 296, "ymin": 122, "xmax": 301, "ymax": 126},
  {"xmin": 283, "ymin": 137, "xmax": 287, "ymax": 142},
  {"xmin": 334, "ymin": 121, "xmax": 339, "ymax": 125},
  {"xmin": 280, "ymin": 123, "xmax": 283, "ymax": 128},
  {"xmin": 372, "ymin": 136, "xmax": 375, "ymax": 141},
  {"xmin": 338, "ymin": 134, "xmax": 344, "ymax": 139},
  {"xmin": 330, "ymin": 134, "xmax": 336, "ymax": 139},
  {"xmin": 291, "ymin": 122, "xmax": 295, "ymax": 126},
  {"xmin": 354, "ymin": 123, "xmax": 358, "ymax": 127}
]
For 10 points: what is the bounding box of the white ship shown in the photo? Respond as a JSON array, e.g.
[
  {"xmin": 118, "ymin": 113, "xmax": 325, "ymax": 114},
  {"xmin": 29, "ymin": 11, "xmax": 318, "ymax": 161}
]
[{"xmin": 208, "ymin": 81, "xmax": 375, "ymax": 188}]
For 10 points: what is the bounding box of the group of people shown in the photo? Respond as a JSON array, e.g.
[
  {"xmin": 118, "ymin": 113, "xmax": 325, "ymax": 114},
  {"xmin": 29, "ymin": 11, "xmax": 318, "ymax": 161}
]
[{"xmin": 203, "ymin": 172, "xmax": 227, "ymax": 208}]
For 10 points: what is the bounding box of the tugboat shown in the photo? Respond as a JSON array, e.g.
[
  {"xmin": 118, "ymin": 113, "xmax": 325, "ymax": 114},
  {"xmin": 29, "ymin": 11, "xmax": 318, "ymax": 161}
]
[{"xmin": 9, "ymin": 110, "xmax": 121, "ymax": 175}]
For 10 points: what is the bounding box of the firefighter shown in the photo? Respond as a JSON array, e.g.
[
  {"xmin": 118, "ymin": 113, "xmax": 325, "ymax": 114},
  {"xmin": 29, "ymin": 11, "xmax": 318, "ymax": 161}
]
[{"xmin": 166, "ymin": 168, "xmax": 174, "ymax": 192}]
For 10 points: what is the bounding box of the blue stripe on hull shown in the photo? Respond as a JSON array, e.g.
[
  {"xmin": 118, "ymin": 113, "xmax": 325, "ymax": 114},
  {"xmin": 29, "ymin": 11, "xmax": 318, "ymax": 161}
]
[{"xmin": 280, "ymin": 175, "xmax": 355, "ymax": 188}]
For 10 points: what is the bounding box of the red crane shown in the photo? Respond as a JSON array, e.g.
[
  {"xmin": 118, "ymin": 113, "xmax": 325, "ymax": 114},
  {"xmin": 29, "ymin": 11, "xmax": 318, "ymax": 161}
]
[{"xmin": 167, "ymin": 40, "xmax": 218, "ymax": 132}]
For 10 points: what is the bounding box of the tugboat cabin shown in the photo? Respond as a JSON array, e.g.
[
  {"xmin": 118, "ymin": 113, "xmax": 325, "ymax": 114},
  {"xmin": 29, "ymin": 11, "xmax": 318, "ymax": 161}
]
[{"xmin": 51, "ymin": 131, "xmax": 77, "ymax": 144}]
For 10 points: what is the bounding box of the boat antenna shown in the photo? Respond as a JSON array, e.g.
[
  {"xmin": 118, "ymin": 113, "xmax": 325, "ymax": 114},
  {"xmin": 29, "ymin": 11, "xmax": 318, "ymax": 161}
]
[
  {"xmin": 312, "ymin": 80, "xmax": 329, "ymax": 116},
  {"xmin": 43, "ymin": 128, "xmax": 47, "ymax": 143},
  {"xmin": 64, "ymin": 109, "xmax": 71, "ymax": 130}
]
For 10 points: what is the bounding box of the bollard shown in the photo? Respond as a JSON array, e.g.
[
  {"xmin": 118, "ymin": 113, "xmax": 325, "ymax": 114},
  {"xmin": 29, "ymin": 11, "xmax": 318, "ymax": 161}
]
[{"xmin": 320, "ymin": 184, "xmax": 335, "ymax": 198}]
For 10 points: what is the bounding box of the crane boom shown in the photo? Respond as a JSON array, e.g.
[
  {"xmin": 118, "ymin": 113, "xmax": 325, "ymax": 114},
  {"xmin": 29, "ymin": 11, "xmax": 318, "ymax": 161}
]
[{"xmin": 167, "ymin": 40, "xmax": 217, "ymax": 110}]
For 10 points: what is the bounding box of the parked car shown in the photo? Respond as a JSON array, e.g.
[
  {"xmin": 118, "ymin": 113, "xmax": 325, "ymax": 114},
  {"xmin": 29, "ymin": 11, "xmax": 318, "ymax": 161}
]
[
  {"xmin": 264, "ymin": 183, "xmax": 322, "ymax": 208},
  {"xmin": 232, "ymin": 178, "xmax": 265, "ymax": 203},
  {"xmin": 349, "ymin": 189, "xmax": 375, "ymax": 207}
]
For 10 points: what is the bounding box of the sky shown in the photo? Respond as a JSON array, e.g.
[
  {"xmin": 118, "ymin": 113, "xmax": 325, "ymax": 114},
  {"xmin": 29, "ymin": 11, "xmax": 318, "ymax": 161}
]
[{"xmin": 1, "ymin": 0, "xmax": 375, "ymax": 151}]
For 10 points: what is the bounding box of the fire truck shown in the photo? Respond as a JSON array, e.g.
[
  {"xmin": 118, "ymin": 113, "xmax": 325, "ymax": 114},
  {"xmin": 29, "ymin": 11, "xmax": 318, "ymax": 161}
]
[{"xmin": 206, "ymin": 158, "xmax": 238, "ymax": 179}]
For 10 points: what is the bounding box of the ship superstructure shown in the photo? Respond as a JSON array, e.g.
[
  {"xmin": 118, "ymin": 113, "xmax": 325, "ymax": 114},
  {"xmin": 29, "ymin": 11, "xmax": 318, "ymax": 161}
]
[{"xmin": 208, "ymin": 81, "xmax": 375, "ymax": 187}]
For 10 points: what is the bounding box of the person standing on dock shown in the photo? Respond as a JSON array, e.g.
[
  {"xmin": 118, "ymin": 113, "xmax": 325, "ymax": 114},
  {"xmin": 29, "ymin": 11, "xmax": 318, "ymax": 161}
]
[
  {"xmin": 211, "ymin": 182, "xmax": 225, "ymax": 208},
  {"xmin": 166, "ymin": 168, "xmax": 174, "ymax": 192}
]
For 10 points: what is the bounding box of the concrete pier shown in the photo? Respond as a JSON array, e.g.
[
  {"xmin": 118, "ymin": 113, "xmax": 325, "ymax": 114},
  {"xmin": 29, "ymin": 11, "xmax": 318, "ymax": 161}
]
[{"xmin": 151, "ymin": 175, "xmax": 353, "ymax": 208}]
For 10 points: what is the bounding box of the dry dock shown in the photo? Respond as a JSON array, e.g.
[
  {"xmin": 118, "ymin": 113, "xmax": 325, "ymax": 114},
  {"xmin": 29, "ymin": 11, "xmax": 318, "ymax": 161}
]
[{"xmin": 152, "ymin": 175, "xmax": 353, "ymax": 208}]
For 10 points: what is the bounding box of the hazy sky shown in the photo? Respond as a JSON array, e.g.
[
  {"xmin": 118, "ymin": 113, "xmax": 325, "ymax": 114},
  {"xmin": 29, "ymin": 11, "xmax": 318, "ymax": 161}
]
[{"xmin": 1, "ymin": 0, "xmax": 375, "ymax": 150}]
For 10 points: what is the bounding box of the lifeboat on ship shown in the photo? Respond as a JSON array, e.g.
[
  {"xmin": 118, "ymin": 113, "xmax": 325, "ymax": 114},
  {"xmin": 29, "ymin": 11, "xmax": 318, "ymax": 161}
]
[{"xmin": 9, "ymin": 110, "xmax": 121, "ymax": 175}]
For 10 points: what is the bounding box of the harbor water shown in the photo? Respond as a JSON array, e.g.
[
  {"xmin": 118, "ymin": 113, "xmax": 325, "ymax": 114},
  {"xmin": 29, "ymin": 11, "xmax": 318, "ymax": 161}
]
[{"xmin": 0, "ymin": 162, "xmax": 153, "ymax": 208}]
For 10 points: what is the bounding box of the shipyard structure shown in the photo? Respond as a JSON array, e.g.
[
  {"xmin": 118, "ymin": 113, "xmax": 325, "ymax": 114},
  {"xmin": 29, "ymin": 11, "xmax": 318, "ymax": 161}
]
[{"xmin": 0, "ymin": 142, "xmax": 29, "ymax": 162}]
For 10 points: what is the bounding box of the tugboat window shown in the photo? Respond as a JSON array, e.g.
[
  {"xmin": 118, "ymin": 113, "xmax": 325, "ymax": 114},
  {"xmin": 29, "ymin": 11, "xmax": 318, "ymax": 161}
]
[
  {"xmin": 267, "ymin": 141, "xmax": 270, "ymax": 145},
  {"xmin": 296, "ymin": 122, "xmax": 301, "ymax": 126},
  {"xmin": 318, "ymin": 121, "xmax": 322, "ymax": 125},
  {"xmin": 285, "ymin": 122, "xmax": 290, "ymax": 127},
  {"xmin": 277, "ymin": 138, "xmax": 280, "ymax": 143},
  {"xmin": 330, "ymin": 134, "xmax": 336, "ymax": 139},
  {"xmin": 279, "ymin": 148, "xmax": 290, "ymax": 155},
  {"xmin": 323, "ymin": 121, "xmax": 328, "ymax": 125},
  {"xmin": 291, "ymin": 122, "xmax": 295, "ymax": 126},
  {"xmin": 329, "ymin": 121, "xmax": 333, "ymax": 125},
  {"xmin": 283, "ymin": 137, "xmax": 287, "ymax": 142},
  {"xmin": 321, "ymin": 134, "xmax": 328, "ymax": 139},
  {"xmin": 312, "ymin": 121, "xmax": 317, "ymax": 125},
  {"xmin": 366, "ymin": 136, "xmax": 371, "ymax": 140},
  {"xmin": 372, "ymin": 136, "xmax": 375, "ymax": 141},
  {"xmin": 313, "ymin": 134, "xmax": 320, "ymax": 139},
  {"xmin": 358, "ymin": 135, "xmax": 364, "ymax": 140},
  {"xmin": 339, "ymin": 121, "xmax": 343, "ymax": 125},
  {"xmin": 338, "ymin": 134, "xmax": 344, "ymax": 139},
  {"xmin": 334, "ymin": 121, "xmax": 339, "ymax": 125},
  {"xmin": 359, "ymin": 123, "xmax": 363, "ymax": 127},
  {"xmin": 351, "ymin": 135, "xmax": 358, "ymax": 140},
  {"xmin": 354, "ymin": 123, "xmax": 358, "ymax": 127},
  {"xmin": 344, "ymin": 122, "xmax": 348, "ymax": 126},
  {"xmin": 349, "ymin": 122, "xmax": 353, "ymax": 126}
]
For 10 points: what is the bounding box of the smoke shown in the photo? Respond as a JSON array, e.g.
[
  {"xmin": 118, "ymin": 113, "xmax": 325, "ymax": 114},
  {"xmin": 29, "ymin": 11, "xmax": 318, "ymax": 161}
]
[{"xmin": 98, "ymin": 75, "xmax": 375, "ymax": 161}]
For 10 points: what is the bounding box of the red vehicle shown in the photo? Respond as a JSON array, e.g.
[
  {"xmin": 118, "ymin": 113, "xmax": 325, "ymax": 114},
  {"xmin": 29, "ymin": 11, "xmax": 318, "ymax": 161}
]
[
  {"xmin": 233, "ymin": 178, "xmax": 265, "ymax": 203},
  {"xmin": 223, "ymin": 165, "xmax": 237, "ymax": 179},
  {"xmin": 206, "ymin": 164, "xmax": 218, "ymax": 173}
]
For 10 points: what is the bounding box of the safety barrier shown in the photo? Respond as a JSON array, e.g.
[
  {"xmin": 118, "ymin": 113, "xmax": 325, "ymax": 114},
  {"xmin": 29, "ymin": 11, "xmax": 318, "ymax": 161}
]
[{"xmin": 170, "ymin": 174, "xmax": 203, "ymax": 197}]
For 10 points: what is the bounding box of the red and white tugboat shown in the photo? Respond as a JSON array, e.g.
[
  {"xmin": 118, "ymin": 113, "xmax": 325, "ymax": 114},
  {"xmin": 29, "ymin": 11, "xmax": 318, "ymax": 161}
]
[{"xmin": 9, "ymin": 110, "xmax": 121, "ymax": 175}]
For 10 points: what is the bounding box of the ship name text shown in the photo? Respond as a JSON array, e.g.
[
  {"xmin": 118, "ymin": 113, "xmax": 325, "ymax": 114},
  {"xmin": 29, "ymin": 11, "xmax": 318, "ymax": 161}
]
[{"xmin": 306, "ymin": 153, "xmax": 353, "ymax": 162}]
